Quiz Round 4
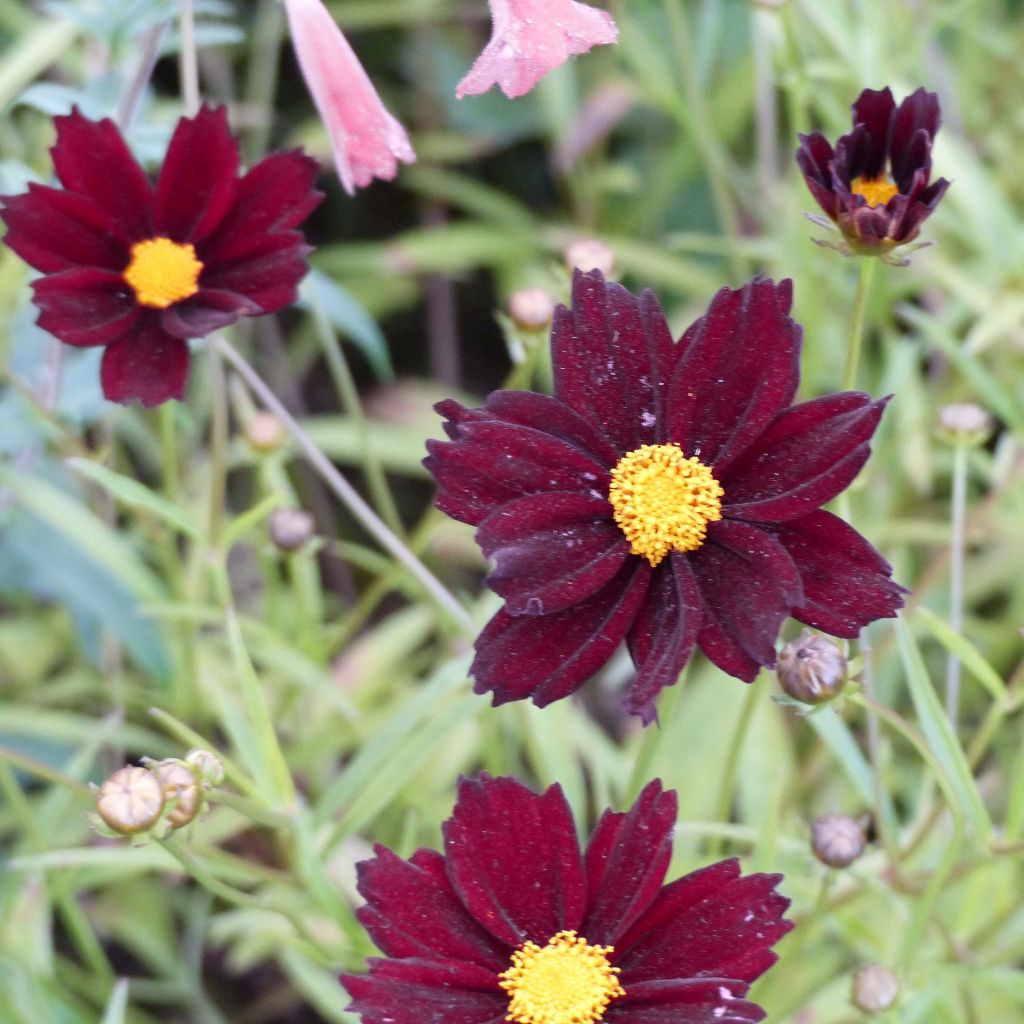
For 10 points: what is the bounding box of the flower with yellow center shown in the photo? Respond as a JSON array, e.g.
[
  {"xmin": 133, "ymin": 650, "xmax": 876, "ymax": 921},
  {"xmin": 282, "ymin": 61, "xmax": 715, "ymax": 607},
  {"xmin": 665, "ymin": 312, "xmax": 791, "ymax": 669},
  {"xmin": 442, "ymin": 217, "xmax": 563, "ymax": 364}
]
[
  {"xmin": 122, "ymin": 237, "xmax": 204, "ymax": 308},
  {"xmin": 608, "ymin": 443, "xmax": 724, "ymax": 567},
  {"xmin": 850, "ymin": 176, "xmax": 899, "ymax": 208},
  {"xmin": 500, "ymin": 930, "xmax": 625, "ymax": 1024}
]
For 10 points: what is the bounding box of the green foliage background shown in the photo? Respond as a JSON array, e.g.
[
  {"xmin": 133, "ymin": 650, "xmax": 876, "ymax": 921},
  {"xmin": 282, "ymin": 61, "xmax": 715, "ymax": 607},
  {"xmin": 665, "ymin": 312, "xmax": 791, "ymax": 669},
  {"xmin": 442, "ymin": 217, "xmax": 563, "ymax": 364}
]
[{"xmin": 2, "ymin": 0, "xmax": 1024, "ymax": 1021}]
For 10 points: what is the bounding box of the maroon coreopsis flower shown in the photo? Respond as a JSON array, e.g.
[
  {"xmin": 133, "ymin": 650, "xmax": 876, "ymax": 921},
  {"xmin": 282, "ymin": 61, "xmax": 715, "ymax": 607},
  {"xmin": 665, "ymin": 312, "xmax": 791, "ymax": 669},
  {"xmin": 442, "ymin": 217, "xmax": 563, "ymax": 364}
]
[
  {"xmin": 343, "ymin": 775, "xmax": 792, "ymax": 1024},
  {"xmin": 796, "ymin": 87, "xmax": 949, "ymax": 257},
  {"xmin": 0, "ymin": 105, "xmax": 321, "ymax": 406},
  {"xmin": 426, "ymin": 271, "xmax": 905, "ymax": 722}
]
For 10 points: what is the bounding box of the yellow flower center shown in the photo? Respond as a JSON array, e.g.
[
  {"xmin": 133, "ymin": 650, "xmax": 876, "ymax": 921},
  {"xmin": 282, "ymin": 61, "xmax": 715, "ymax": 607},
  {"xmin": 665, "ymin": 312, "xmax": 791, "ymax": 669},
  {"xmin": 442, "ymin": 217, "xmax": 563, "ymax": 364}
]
[
  {"xmin": 123, "ymin": 237, "xmax": 203, "ymax": 308},
  {"xmin": 850, "ymin": 175, "xmax": 899, "ymax": 208},
  {"xmin": 608, "ymin": 443, "xmax": 724, "ymax": 567},
  {"xmin": 500, "ymin": 931, "xmax": 625, "ymax": 1024}
]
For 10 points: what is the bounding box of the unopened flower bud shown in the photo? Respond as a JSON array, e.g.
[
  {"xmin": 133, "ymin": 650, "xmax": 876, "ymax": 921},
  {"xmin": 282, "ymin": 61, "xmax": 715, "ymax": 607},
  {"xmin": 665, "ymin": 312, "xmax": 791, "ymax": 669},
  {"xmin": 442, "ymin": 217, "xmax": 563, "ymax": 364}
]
[
  {"xmin": 778, "ymin": 632, "xmax": 847, "ymax": 704},
  {"xmin": 151, "ymin": 760, "xmax": 201, "ymax": 829},
  {"xmin": 938, "ymin": 402, "xmax": 992, "ymax": 446},
  {"xmin": 811, "ymin": 813, "xmax": 867, "ymax": 868},
  {"xmin": 269, "ymin": 507, "xmax": 315, "ymax": 552},
  {"xmin": 508, "ymin": 288, "xmax": 556, "ymax": 331},
  {"xmin": 245, "ymin": 412, "xmax": 286, "ymax": 452},
  {"xmin": 851, "ymin": 964, "xmax": 900, "ymax": 1014},
  {"xmin": 185, "ymin": 748, "xmax": 225, "ymax": 786},
  {"xmin": 95, "ymin": 766, "xmax": 165, "ymax": 835},
  {"xmin": 565, "ymin": 238, "xmax": 615, "ymax": 276}
]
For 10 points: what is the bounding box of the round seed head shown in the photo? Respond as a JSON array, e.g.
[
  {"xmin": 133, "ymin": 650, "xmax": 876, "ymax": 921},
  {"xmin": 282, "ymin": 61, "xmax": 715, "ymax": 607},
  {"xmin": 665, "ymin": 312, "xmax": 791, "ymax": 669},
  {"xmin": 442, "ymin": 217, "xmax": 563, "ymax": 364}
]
[
  {"xmin": 152, "ymin": 760, "xmax": 201, "ymax": 829},
  {"xmin": 811, "ymin": 813, "xmax": 867, "ymax": 868},
  {"xmin": 508, "ymin": 288, "xmax": 556, "ymax": 330},
  {"xmin": 778, "ymin": 632, "xmax": 847, "ymax": 704},
  {"xmin": 851, "ymin": 964, "xmax": 900, "ymax": 1013},
  {"xmin": 185, "ymin": 748, "xmax": 225, "ymax": 786},
  {"xmin": 269, "ymin": 507, "xmax": 315, "ymax": 552},
  {"xmin": 95, "ymin": 766, "xmax": 165, "ymax": 835},
  {"xmin": 245, "ymin": 412, "xmax": 286, "ymax": 453},
  {"xmin": 565, "ymin": 238, "xmax": 615, "ymax": 276}
]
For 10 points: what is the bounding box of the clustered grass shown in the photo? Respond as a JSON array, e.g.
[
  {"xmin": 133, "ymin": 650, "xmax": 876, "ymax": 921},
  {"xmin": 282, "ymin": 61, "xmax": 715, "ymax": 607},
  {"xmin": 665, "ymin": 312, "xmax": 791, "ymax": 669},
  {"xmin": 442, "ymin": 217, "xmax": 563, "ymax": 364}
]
[{"xmin": 2, "ymin": 0, "xmax": 1024, "ymax": 1022}]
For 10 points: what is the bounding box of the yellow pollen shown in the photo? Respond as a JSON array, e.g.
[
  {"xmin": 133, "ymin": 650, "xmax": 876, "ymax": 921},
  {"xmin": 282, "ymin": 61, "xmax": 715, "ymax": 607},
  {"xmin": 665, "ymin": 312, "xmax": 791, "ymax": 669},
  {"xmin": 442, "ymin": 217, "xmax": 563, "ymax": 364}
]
[
  {"xmin": 123, "ymin": 237, "xmax": 203, "ymax": 308},
  {"xmin": 500, "ymin": 930, "xmax": 625, "ymax": 1024},
  {"xmin": 609, "ymin": 443, "xmax": 724, "ymax": 567},
  {"xmin": 850, "ymin": 175, "xmax": 899, "ymax": 208}
]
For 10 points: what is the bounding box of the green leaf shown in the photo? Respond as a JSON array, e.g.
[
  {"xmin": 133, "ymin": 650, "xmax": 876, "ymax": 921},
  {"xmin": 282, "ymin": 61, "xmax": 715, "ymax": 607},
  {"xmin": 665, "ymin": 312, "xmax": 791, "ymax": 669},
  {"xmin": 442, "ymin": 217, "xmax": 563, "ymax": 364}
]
[
  {"xmin": 913, "ymin": 606, "xmax": 1007, "ymax": 704},
  {"xmin": 99, "ymin": 980, "xmax": 128, "ymax": 1024}
]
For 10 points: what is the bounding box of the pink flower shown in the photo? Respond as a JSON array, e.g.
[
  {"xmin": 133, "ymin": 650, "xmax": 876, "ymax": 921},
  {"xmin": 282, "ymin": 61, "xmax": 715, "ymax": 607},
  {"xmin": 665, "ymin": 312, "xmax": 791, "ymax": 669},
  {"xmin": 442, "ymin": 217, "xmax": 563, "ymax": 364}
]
[
  {"xmin": 457, "ymin": 0, "xmax": 618, "ymax": 100},
  {"xmin": 282, "ymin": 0, "xmax": 414, "ymax": 194}
]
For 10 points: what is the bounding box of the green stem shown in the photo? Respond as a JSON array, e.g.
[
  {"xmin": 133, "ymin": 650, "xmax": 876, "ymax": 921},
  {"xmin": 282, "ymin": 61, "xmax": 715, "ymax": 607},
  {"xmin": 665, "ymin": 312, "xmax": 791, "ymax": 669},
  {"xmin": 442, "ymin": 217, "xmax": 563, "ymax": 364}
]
[
  {"xmin": 179, "ymin": 0, "xmax": 200, "ymax": 116},
  {"xmin": 217, "ymin": 336, "xmax": 475, "ymax": 635},
  {"xmin": 945, "ymin": 442, "xmax": 968, "ymax": 729},
  {"xmin": 159, "ymin": 401, "xmax": 179, "ymax": 504},
  {"xmin": 206, "ymin": 341, "xmax": 229, "ymax": 551},
  {"xmin": 626, "ymin": 669, "xmax": 686, "ymax": 802},
  {"xmin": 841, "ymin": 258, "xmax": 877, "ymax": 391}
]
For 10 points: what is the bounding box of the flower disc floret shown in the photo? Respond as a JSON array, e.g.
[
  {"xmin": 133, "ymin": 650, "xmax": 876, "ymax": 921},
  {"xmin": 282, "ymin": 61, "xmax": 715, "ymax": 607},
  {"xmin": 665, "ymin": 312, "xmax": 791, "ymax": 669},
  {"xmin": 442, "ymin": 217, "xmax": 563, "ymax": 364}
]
[
  {"xmin": 609, "ymin": 443, "xmax": 723, "ymax": 566},
  {"xmin": 500, "ymin": 930, "xmax": 624, "ymax": 1024},
  {"xmin": 850, "ymin": 176, "xmax": 898, "ymax": 208},
  {"xmin": 123, "ymin": 237, "xmax": 203, "ymax": 308}
]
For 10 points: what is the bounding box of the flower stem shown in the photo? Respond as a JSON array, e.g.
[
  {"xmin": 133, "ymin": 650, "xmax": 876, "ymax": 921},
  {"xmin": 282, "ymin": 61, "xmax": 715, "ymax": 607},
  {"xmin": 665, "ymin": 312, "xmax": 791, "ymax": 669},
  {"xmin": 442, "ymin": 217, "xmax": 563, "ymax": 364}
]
[
  {"xmin": 206, "ymin": 341, "xmax": 229, "ymax": 551},
  {"xmin": 216, "ymin": 337, "xmax": 475, "ymax": 635},
  {"xmin": 841, "ymin": 258, "xmax": 876, "ymax": 391},
  {"xmin": 945, "ymin": 441, "xmax": 968, "ymax": 729},
  {"xmin": 179, "ymin": 0, "xmax": 200, "ymax": 116}
]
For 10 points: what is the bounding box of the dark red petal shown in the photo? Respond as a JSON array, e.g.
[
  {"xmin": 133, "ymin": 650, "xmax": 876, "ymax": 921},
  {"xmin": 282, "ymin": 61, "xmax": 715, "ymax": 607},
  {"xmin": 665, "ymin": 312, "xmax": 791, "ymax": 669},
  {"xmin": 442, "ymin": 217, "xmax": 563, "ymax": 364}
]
[
  {"xmin": 33, "ymin": 268, "xmax": 140, "ymax": 347},
  {"xmin": 772, "ymin": 509, "xmax": 906, "ymax": 638},
  {"xmin": 196, "ymin": 231, "xmax": 311, "ymax": 314},
  {"xmin": 722, "ymin": 393, "xmax": 888, "ymax": 522},
  {"xmin": 582, "ymin": 781, "xmax": 677, "ymax": 947},
  {"xmin": 0, "ymin": 185, "xmax": 129, "ymax": 273},
  {"xmin": 160, "ymin": 288, "xmax": 260, "ymax": 340},
  {"xmin": 606, "ymin": 978, "xmax": 764, "ymax": 1024},
  {"xmin": 50, "ymin": 108, "xmax": 152, "ymax": 238},
  {"xmin": 443, "ymin": 775, "xmax": 586, "ymax": 947},
  {"xmin": 841, "ymin": 203, "xmax": 892, "ymax": 247},
  {"xmin": 850, "ymin": 87, "xmax": 896, "ymax": 179},
  {"xmin": 342, "ymin": 959, "xmax": 506, "ymax": 1024},
  {"xmin": 616, "ymin": 858, "xmax": 792, "ymax": 985},
  {"xmin": 552, "ymin": 270, "xmax": 676, "ymax": 453},
  {"xmin": 426, "ymin": 418, "xmax": 610, "ymax": 527},
  {"xmin": 472, "ymin": 560, "xmax": 651, "ymax": 708},
  {"xmin": 99, "ymin": 321, "xmax": 189, "ymax": 407},
  {"xmin": 623, "ymin": 556, "xmax": 703, "ymax": 724},
  {"xmin": 154, "ymin": 105, "xmax": 239, "ymax": 243},
  {"xmin": 795, "ymin": 132, "xmax": 840, "ymax": 220},
  {"xmin": 666, "ymin": 280, "xmax": 801, "ymax": 475},
  {"xmin": 890, "ymin": 177, "xmax": 949, "ymax": 242},
  {"xmin": 198, "ymin": 149, "xmax": 321, "ymax": 264},
  {"xmin": 692, "ymin": 521, "xmax": 802, "ymax": 680},
  {"xmin": 834, "ymin": 123, "xmax": 875, "ymax": 184},
  {"xmin": 890, "ymin": 87, "xmax": 940, "ymax": 189},
  {"xmin": 477, "ymin": 492, "xmax": 627, "ymax": 615},
  {"xmin": 355, "ymin": 846, "xmax": 508, "ymax": 970}
]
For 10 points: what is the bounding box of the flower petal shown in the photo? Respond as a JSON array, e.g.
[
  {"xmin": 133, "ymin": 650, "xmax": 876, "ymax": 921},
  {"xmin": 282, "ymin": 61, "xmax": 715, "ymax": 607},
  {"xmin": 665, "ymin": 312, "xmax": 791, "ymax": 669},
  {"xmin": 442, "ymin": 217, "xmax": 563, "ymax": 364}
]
[
  {"xmin": 50, "ymin": 108, "xmax": 152, "ymax": 238},
  {"xmin": 33, "ymin": 268, "xmax": 140, "ymax": 347},
  {"xmin": 99, "ymin": 321, "xmax": 189, "ymax": 407},
  {"xmin": 426, "ymin": 414, "xmax": 610, "ymax": 527},
  {"xmin": 154, "ymin": 105, "xmax": 239, "ymax": 243},
  {"xmin": 343, "ymin": 958, "xmax": 506, "ymax": 1024},
  {"xmin": 283, "ymin": 0, "xmax": 414, "ymax": 194},
  {"xmin": 582, "ymin": 780, "xmax": 677, "ymax": 947},
  {"xmin": 616, "ymin": 857, "xmax": 792, "ymax": 985},
  {"xmin": 199, "ymin": 149, "xmax": 322, "ymax": 264},
  {"xmin": 623, "ymin": 555, "xmax": 703, "ymax": 724},
  {"xmin": 607, "ymin": 978, "xmax": 765, "ymax": 1024},
  {"xmin": 666, "ymin": 280, "xmax": 801, "ymax": 475},
  {"xmin": 477, "ymin": 492, "xmax": 628, "ymax": 615},
  {"xmin": 0, "ymin": 185, "xmax": 129, "ymax": 273},
  {"xmin": 889, "ymin": 176, "xmax": 949, "ymax": 242},
  {"xmin": 795, "ymin": 133, "xmax": 839, "ymax": 219},
  {"xmin": 197, "ymin": 231, "xmax": 311, "ymax": 314},
  {"xmin": 772, "ymin": 510, "xmax": 906, "ymax": 638},
  {"xmin": 692, "ymin": 521, "xmax": 802, "ymax": 681},
  {"xmin": 722, "ymin": 392, "xmax": 888, "ymax": 522},
  {"xmin": 471, "ymin": 560, "xmax": 650, "ymax": 708},
  {"xmin": 850, "ymin": 87, "xmax": 895, "ymax": 179},
  {"xmin": 160, "ymin": 288, "xmax": 262, "ymax": 340},
  {"xmin": 456, "ymin": 0, "xmax": 618, "ymax": 100},
  {"xmin": 355, "ymin": 846, "xmax": 508, "ymax": 970},
  {"xmin": 443, "ymin": 775, "xmax": 586, "ymax": 946},
  {"xmin": 890, "ymin": 87, "xmax": 940, "ymax": 190},
  {"xmin": 552, "ymin": 269, "xmax": 676, "ymax": 453}
]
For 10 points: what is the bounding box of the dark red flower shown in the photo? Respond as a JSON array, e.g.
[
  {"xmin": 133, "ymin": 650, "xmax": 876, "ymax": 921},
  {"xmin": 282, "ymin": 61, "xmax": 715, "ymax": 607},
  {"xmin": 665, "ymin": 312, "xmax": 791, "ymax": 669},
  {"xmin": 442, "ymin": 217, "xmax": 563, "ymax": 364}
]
[
  {"xmin": 426, "ymin": 271, "xmax": 905, "ymax": 722},
  {"xmin": 343, "ymin": 775, "xmax": 792, "ymax": 1024},
  {"xmin": 796, "ymin": 87, "xmax": 949, "ymax": 256},
  {"xmin": 0, "ymin": 105, "xmax": 321, "ymax": 406}
]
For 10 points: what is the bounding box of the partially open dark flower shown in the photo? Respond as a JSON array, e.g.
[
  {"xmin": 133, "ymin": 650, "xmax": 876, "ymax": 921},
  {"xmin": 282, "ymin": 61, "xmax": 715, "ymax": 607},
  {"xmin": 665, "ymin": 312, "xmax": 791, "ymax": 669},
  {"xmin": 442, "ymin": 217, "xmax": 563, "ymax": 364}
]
[
  {"xmin": 343, "ymin": 775, "xmax": 792, "ymax": 1024},
  {"xmin": 1, "ymin": 105, "xmax": 321, "ymax": 406},
  {"xmin": 426, "ymin": 271, "xmax": 905, "ymax": 721},
  {"xmin": 796, "ymin": 87, "xmax": 949, "ymax": 256}
]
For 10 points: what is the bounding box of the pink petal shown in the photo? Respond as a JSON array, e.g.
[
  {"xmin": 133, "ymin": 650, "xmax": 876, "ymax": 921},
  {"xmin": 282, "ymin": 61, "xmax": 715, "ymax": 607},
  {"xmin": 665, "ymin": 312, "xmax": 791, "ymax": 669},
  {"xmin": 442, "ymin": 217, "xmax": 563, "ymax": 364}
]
[
  {"xmin": 457, "ymin": 0, "xmax": 618, "ymax": 100},
  {"xmin": 282, "ymin": 0, "xmax": 415, "ymax": 195}
]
